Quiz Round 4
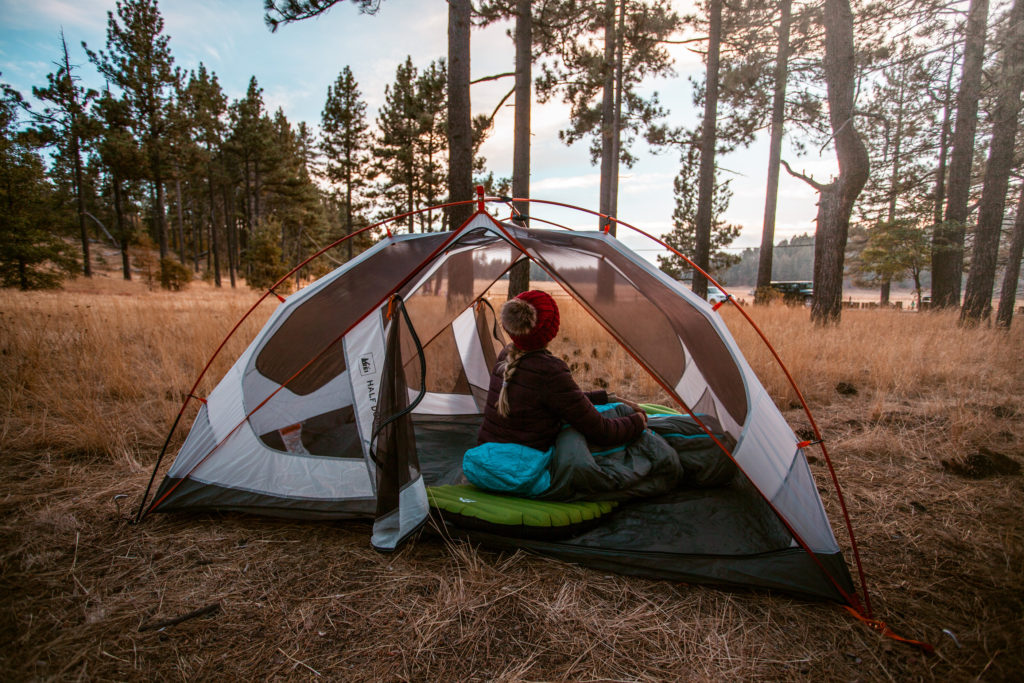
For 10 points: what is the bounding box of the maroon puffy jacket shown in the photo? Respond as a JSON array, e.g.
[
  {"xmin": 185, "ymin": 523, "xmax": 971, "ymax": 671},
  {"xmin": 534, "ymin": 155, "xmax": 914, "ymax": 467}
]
[{"xmin": 477, "ymin": 347, "xmax": 645, "ymax": 451}]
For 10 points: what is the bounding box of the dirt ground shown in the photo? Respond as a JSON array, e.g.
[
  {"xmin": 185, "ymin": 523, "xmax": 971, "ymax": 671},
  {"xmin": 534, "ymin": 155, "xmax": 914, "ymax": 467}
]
[
  {"xmin": 2, "ymin": 394, "xmax": 1022, "ymax": 681},
  {"xmin": 1, "ymin": 277, "xmax": 1023, "ymax": 681}
]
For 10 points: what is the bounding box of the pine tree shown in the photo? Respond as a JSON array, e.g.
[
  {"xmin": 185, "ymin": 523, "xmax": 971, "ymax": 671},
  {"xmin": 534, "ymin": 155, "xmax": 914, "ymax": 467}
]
[
  {"xmin": 85, "ymin": 0, "xmax": 178, "ymax": 261},
  {"xmin": 755, "ymin": 0, "xmax": 793, "ymax": 303},
  {"xmin": 320, "ymin": 66, "xmax": 371, "ymax": 259},
  {"xmin": 263, "ymin": 0, "xmax": 383, "ymax": 29},
  {"xmin": 94, "ymin": 88, "xmax": 145, "ymax": 280},
  {"xmin": 262, "ymin": 108, "xmax": 328, "ymax": 286},
  {"xmin": 225, "ymin": 77, "xmax": 279, "ymax": 285},
  {"xmin": 32, "ymin": 31, "xmax": 98, "ymax": 277},
  {"xmin": 536, "ymin": 0, "xmax": 680, "ymax": 232},
  {"xmin": 0, "ymin": 81, "xmax": 77, "ymax": 289},
  {"xmin": 657, "ymin": 144, "xmax": 740, "ymax": 281},
  {"xmin": 856, "ymin": 49, "xmax": 937, "ymax": 304},
  {"xmin": 374, "ymin": 57, "xmax": 423, "ymax": 232},
  {"xmin": 855, "ymin": 219, "xmax": 931, "ymax": 303},
  {"xmin": 415, "ymin": 60, "xmax": 449, "ymax": 232},
  {"xmin": 477, "ymin": 0, "xmax": 583, "ymax": 296},
  {"xmin": 180, "ymin": 64, "xmax": 227, "ymax": 285}
]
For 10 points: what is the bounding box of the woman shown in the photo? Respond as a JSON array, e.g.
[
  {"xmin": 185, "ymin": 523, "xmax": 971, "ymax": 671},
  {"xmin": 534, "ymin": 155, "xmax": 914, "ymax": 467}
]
[{"xmin": 477, "ymin": 290, "xmax": 646, "ymax": 453}]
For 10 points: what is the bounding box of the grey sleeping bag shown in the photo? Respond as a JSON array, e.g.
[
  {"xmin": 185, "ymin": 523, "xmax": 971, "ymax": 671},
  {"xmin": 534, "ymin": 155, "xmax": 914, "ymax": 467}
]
[{"xmin": 539, "ymin": 404, "xmax": 736, "ymax": 502}]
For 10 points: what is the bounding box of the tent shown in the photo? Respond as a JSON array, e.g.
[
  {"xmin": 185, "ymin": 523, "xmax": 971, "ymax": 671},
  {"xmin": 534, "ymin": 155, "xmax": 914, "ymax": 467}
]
[{"xmin": 138, "ymin": 196, "xmax": 867, "ymax": 609}]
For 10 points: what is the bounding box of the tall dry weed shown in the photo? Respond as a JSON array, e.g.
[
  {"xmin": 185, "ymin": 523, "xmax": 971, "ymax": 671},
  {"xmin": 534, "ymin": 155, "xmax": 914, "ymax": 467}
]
[
  {"xmin": 1, "ymin": 274, "xmax": 1022, "ymax": 681},
  {"xmin": 1, "ymin": 281, "xmax": 270, "ymax": 465}
]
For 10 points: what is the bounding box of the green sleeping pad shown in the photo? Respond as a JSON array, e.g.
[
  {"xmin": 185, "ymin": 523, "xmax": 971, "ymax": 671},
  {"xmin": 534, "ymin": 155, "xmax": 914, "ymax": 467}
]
[{"xmin": 427, "ymin": 484, "xmax": 617, "ymax": 540}]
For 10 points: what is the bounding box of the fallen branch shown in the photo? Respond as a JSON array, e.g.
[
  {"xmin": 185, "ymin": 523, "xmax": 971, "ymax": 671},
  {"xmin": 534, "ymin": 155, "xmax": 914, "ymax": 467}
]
[{"xmin": 139, "ymin": 603, "xmax": 220, "ymax": 632}]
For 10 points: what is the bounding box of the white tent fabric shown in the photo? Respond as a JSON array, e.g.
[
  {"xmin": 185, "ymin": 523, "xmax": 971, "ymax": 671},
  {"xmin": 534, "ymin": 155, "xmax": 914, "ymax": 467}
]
[{"xmin": 148, "ymin": 210, "xmax": 851, "ymax": 600}]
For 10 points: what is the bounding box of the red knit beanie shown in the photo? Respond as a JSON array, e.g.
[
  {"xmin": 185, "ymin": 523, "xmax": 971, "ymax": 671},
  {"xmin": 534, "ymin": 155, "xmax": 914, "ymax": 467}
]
[{"xmin": 500, "ymin": 290, "xmax": 560, "ymax": 351}]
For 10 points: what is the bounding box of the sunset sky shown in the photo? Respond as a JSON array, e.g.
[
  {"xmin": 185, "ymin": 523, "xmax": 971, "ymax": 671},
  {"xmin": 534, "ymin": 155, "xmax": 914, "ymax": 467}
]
[{"xmin": 0, "ymin": 0, "xmax": 839, "ymax": 254}]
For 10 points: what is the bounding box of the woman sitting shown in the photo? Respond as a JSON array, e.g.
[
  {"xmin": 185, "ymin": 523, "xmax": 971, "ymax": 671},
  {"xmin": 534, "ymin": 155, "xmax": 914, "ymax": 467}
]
[{"xmin": 465, "ymin": 290, "xmax": 647, "ymax": 496}]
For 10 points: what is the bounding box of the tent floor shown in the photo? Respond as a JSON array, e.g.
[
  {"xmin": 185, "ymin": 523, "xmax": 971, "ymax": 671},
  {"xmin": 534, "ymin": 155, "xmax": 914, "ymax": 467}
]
[
  {"xmin": 414, "ymin": 416, "xmax": 853, "ymax": 601},
  {"xmin": 418, "ymin": 416, "xmax": 788, "ymax": 558}
]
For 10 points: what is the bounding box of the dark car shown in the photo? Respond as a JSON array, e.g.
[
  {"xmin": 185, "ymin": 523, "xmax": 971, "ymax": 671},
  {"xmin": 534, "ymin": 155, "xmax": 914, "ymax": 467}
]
[{"xmin": 769, "ymin": 281, "xmax": 814, "ymax": 306}]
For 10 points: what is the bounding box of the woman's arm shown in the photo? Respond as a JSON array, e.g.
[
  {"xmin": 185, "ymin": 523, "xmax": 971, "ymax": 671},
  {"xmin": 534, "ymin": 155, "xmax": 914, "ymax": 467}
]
[{"xmin": 544, "ymin": 362, "xmax": 645, "ymax": 447}]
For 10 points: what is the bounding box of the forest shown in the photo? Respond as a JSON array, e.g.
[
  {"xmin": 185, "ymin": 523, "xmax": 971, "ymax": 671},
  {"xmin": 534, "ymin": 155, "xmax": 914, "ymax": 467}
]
[{"xmin": 1, "ymin": 0, "xmax": 1022, "ymax": 326}]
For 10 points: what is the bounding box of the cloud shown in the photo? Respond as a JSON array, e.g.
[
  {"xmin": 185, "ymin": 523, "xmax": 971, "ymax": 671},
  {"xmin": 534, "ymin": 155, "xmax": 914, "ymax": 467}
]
[
  {"xmin": 17, "ymin": 0, "xmax": 108, "ymax": 31},
  {"xmin": 533, "ymin": 173, "xmax": 601, "ymax": 192}
]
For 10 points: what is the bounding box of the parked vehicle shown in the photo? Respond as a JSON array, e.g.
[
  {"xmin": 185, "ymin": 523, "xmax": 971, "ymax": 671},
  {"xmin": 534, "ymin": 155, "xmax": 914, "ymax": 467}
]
[
  {"xmin": 768, "ymin": 281, "xmax": 814, "ymax": 306},
  {"xmin": 707, "ymin": 285, "xmax": 728, "ymax": 304}
]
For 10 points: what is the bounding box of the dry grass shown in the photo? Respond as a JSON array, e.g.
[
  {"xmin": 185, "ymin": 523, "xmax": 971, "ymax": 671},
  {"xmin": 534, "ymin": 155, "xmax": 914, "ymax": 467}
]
[{"xmin": 2, "ymin": 273, "xmax": 1023, "ymax": 681}]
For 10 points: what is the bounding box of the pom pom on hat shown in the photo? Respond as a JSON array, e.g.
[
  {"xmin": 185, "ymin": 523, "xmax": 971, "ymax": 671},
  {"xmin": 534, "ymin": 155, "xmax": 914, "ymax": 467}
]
[{"xmin": 500, "ymin": 290, "xmax": 560, "ymax": 351}]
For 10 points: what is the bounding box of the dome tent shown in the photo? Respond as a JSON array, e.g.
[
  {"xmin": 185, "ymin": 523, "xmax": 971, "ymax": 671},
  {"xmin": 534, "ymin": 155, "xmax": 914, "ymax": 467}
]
[{"xmin": 138, "ymin": 196, "xmax": 866, "ymax": 608}]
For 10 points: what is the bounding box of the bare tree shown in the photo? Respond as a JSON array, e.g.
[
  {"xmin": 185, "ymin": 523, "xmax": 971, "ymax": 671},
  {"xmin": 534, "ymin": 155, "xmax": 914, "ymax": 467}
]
[
  {"xmin": 996, "ymin": 184, "xmax": 1024, "ymax": 328},
  {"xmin": 508, "ymin": 0, "xmax": 532, "ymax": 298},
  {"xmin": 932, "ymin": 0, "xmax": 989, "ymax": 308},
  {"xmin": 786, "ymin": 0, "xmax": 869, "ymax": 325},
  {"xmin": 755, "ymin": 0, "xmax": 792, "ymax": 304},
  {"xmin": 691, "ymin": 0, "xmax": 723, "ymax": 299},
  {"xmin": 961, "ymin": 0, "xmax": 1024, "ymax": 324}
]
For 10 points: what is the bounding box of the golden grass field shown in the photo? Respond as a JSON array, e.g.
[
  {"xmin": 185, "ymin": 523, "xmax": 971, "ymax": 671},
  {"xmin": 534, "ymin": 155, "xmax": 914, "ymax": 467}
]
[{"xmin": 2, "ymin": 270, "xmax": 1023, "ymax": 681}]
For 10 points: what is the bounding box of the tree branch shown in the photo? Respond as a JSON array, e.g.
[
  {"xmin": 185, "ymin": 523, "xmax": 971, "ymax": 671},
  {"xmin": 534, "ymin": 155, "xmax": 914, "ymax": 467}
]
[
  {"xmin": 781, "ymin": 159, "xmax": 828, "ymax": 192},
  {"xmin": 470, "ymin": 71, "xmax": 515, "ymax": 85},
  {"xmin": 480, "ymin": 86, "xmax": 516, "ymax": 130},
  {"xmin": 659, "ymin": 36, "xmax": 708, "ymax": 44}
]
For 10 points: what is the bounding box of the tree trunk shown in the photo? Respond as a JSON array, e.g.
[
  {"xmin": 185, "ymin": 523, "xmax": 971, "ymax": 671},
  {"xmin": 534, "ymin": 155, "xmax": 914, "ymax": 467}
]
[
  {"xmin": 113, "ymin": 172, "xmax": 130, "ymax": 281},
  {"xmin": 447, "ymin": 0, "xmax": 475, "ymax": 304},
  {"xmin": 447, "ymin": 0, "xmax": 474, "ymax": 230},
  {"xmin": 63, "ymin": 37, "xmax": 91, "ymax": 278},
  {"xmin": 209, "ymin": 175, "xmax": 221, "ymax": 287},
  {"xmin": 961, "ymin": 0, "xmax": 1023, "ymax": 324},
  {"xmin": 934, "ymin": 0, "xmax": 989, "ymax": 308},
  {"xmin": 932, "ymin": 58, "xmax": 956, "ymax": 229},
  {"xmin": 253, "ymin": 160, "xmax": 262, "ymax": 229},
  {"xmin": 755, "ymin": 0, "xmax": 792, "ymax": 304},
  {"xmin": 996, "ymin": 185, "xmax": 1024, "ymax": 328},
  {"xmin": 153, "ymin": 149, "xmax": 168, "ymax": 260},
  {"xmin": 508, "ymin": 0, "xmax": 532, "ymax": 299},
  {"xmin": 813, "ymin": 0, "xmax": 870, "ymax": 325},
  {"xmin": 223, "ymin": 184, "xmax": 236, "ymax": 288},
  {"xmin": 193, "ymin": 192, "xmax": 202, "ymax": 273},
  {"xmin": 72, "ymin": 134, "xmax": 90, "ymax": 278},
  {"xmin": 692, "ymin": 0, "xmax": 722, "ymax": 300},
  {"xmin": 882, "ymin": 77, "xmax": 905, "ymax": 308},
  {"xmin": 598, "ymin": 0, "xmax": 616, "ymax": 232},
  {"xmin": 812, "ymin": 180, "xmax": 842, "ymax": 316},
  {"xmin": 175, "ymin": 178, "xmax": 186, "ymax": 264},
  {"xmin": 345, "ymin": 143, "xmax": 354, "ymax": 261},
  {"xmin": 609, "ymin": 0, "xmax": 626, "ymax": 224}
]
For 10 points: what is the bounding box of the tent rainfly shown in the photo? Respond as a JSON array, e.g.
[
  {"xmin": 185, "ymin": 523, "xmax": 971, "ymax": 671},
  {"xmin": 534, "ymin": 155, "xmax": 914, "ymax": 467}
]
[{"xmin": 139, "ymin": 195, "xmax": 871, "ymax": 613}]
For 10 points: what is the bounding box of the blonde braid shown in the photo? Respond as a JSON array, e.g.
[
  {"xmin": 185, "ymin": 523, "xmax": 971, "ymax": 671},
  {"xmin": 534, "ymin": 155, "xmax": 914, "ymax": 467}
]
[{"xmin": 496, "ymin": 345, "xmax": 526, "ymax": 417}]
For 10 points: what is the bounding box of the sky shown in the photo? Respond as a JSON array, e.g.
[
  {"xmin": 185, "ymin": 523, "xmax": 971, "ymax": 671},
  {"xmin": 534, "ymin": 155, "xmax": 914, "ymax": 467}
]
[{"xmin": 0, "ymin": 0, "xmax": 841, "ymax": 256}]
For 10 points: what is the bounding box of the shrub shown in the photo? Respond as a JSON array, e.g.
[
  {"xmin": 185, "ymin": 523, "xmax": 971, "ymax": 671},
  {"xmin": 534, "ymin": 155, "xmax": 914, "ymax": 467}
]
[{"xmin": 159, "ymin": 258, "xmax": 193, "ymax": 291}]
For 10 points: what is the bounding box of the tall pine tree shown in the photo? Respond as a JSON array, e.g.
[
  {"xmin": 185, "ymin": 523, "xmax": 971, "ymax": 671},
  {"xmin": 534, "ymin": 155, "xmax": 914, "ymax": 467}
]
[
  {"xmin": 320, "ymin": 65, "xmax": 371, "ymax": 259},
  {"xmin": 32, "ymin": 31, "xmax": 97, "ymax": 277},
  {"xmin": 86, "ymin": 0, "xmax": 177, "ymax": 261}
]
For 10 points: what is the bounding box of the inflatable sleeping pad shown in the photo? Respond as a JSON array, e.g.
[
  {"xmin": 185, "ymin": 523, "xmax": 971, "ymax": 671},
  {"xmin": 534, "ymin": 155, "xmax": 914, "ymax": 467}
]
[{"xmin": 427, "ymin": 484, "xmax": 616, "ymax": 540}]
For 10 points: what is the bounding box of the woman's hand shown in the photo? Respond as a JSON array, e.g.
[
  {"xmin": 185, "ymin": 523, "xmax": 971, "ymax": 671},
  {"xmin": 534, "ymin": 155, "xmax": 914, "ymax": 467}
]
[
  {"xmin": 609, "ymin": 393, "xmax": 644, "ymax": 414},
  {"xmin": 609, "ymin": 393, "xmax": 647, "ymax": 429}
]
